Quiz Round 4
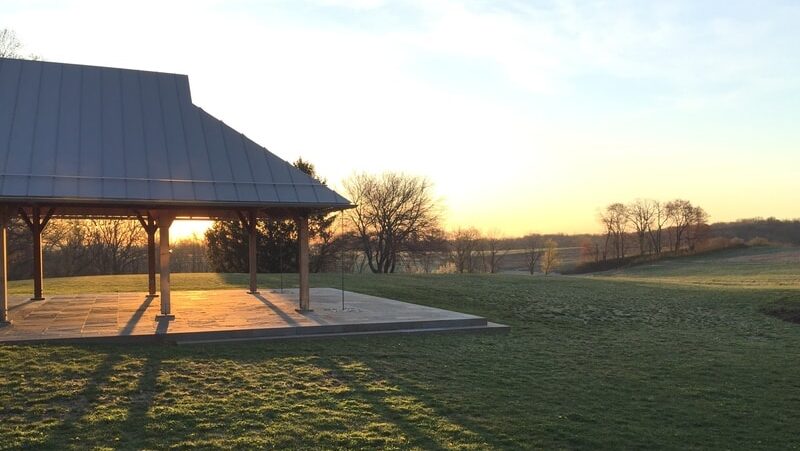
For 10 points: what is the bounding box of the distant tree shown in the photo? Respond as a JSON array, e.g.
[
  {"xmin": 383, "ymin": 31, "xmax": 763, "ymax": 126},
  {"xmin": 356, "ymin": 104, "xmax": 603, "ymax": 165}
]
[
  {"xmin": 666, "ymin": 199, "xmax": 696, "ymax": 252},
  {"xmin": 523, "ymin": 235, "xmax": 543, "ymax": 275},
  {"xmin": 483, "ymin": 229, "xmax": 508, "ymax": 274},
  {"xmin": 541, "ymin": 239, "xmax": 560, "ymax": 276},
  {"xmin": 86, "ymin": 220, "xmax": 145, "ymax": 274},
  {"xmin": 294, "ymin": 158, "xmax": 338, "ymax": 272},
  {"xmin": 450, "ymin": 227, "xmax": 481, "ymax": 273},
  {"xmin": 0, "ymin": 28, "xmax": 40, "ymax": 60},
  {"xmin": 648, "ymin": 201, "xmax": 669, "ymax": 254},
  {"xmin": 344, "ymin": 172, "xmax": 440, "ymax": 274},
  {"xmin": 685, "ymin": 206, "xmax": 710, "ymax": 252},
  {"xmin": 600, "ymin": 203, "xmax": 628, "ymax": 261},
  {"xmin": 0, "ymin": 28, "xmax": 22, "ymax": 58},
  {"xmin": 579, "ymin": 239, "xmax": 601, "ymax": 264},
  {"xmin": 627, "ymin": 199, "xmax": 655, "ymax": 255},
  {"xmin": 205, "ymin": 158, "xmax": 335, "ymax": 273},
  {"xmin": 206, "ymin": 220, "xmax": 249, "ymax": 272},
  {"xmin": 406, "ymin": 227, "xmax": 448, "ymax": 273},
  {"xmin": 43, "ymin": 220, "xmax": 91, "ymax": 277},
  {"xmin": 171, "ymin": 236, "xmax": 210, "ymax": 272},
  {"xmin": 206, "ymin": 215, "xmax": 299, "ymax": 273}
]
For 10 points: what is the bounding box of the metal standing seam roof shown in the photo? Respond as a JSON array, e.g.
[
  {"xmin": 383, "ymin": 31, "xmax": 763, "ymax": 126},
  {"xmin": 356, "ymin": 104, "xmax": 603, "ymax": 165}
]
[{"xmin": 0, "ymin": 57, "xmax": 352, "ymax": 209}]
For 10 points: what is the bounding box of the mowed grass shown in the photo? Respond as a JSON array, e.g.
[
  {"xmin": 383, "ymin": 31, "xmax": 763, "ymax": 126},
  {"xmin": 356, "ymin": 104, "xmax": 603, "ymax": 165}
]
[
  {"xmin": 593, "ymin": 246, "xmax": 800, "ymax": 289},
  {"xmin": 1, "ymin": 247, "xmax": 800, "ymax": 449}
]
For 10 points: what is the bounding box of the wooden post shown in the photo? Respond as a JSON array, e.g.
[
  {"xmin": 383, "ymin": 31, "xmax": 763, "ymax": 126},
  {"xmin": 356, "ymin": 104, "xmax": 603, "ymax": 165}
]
[
  {"xmin": 31, "ymin": 207, "xmax": 44, "ymax": 300},
  {"xmin": 296, "ymin": 214, "xmax": 311, "ymax": 312},
  {"xmin": 136, "ymin": 212, "xmax": 159, "ymax": 297},
  {"xmin": 247, "ymin": 210, "xmax": 259, "ymax": 294},
  {"xmin": 19, "ymin": 207, "xmax": 53, "ymax": 301},
  {"xmin": 157, "ymin": 214, "xmax": 175, "ymax": 319},
  {"xmin": 0, "ymin": 207, "xmax": 10, "ymax": 325},
  {"xmin": 147, "ymin": 224, "xmax": 157, "ymax": 296}
]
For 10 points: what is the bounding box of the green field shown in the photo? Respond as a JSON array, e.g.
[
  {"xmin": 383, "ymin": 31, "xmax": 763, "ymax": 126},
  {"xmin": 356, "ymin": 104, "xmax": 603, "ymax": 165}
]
[{"xmin": 1, "ymin": 247, "xmax": 799, "ymax": 449}]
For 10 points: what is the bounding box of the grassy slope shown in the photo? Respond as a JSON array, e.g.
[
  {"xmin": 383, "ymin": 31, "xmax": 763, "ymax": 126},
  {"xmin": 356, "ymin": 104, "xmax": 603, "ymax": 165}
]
[
  {"xmin": 592, "ymin": 246, "xmax": 800, "ymax": 289},
  {"xmin": 1, "ymin": 248, "xmax": 799, "ymax": 449}
]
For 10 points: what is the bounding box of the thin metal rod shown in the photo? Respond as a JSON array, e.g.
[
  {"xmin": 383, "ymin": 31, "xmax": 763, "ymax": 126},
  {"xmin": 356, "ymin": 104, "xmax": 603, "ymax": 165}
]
[{"xmin": 340, "ymin": 213, "xmax": 345, "ymax": 310}]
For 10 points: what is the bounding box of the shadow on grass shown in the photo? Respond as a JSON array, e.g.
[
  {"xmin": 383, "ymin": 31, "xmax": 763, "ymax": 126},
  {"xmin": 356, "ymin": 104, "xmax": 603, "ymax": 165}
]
[
  {"xmin": 321, "ymin": 356, "xmax": 489, "ymax": 450},
  {"xmin": 760, "ymin": 295, "xmax": 800, "ymax": 324},
  {"xmin": 38, "ymin": 351, "xmax": 122, "ymax": 449},
  {"xmin": 117, "ymin": 352, "xmax": 162, "ymax": 449}
]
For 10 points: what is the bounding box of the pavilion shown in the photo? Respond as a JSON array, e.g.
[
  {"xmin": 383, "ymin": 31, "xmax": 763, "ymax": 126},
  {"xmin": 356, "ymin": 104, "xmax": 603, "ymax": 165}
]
[{"xmin": 0, "ymin": 57, "xmax": 352, "ymax": 324}]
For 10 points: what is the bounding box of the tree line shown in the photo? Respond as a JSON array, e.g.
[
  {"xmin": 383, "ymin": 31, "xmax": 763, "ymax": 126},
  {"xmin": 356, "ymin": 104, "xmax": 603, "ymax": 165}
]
[
  {"xmin": 587, "ymin": 199, "xmax": 710, "ymax": 263},
  {"xmin": 5, "ymin": 219, "xmax": 208, "ymax": 281}
]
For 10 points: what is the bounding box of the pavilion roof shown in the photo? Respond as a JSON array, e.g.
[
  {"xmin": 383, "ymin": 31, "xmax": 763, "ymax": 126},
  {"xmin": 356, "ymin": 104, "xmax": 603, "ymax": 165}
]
[{"xmin": 0, "ymin": 58, "xmax": 351, "ymax": 212}]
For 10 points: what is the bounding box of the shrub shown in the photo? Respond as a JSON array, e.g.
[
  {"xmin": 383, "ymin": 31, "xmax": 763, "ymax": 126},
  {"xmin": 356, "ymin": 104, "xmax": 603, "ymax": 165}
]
[
  {"xmin": 747, "ymin": 236, "xmax": 771, "ymax": 247},
  {"xmin": 695, "ymin": 237, "xmax": 747, "ymax": 253}
]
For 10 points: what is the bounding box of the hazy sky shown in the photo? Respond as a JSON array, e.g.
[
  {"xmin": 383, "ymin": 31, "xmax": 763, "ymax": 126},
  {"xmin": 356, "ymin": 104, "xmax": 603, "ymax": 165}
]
[{"xmin": 3, "ymin": 0, "xmax": 799, "ymax": 237}]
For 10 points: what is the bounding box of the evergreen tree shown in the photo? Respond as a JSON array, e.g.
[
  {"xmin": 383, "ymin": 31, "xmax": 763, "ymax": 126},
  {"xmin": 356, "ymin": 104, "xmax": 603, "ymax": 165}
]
[{"xmin": 205, "ymin": 158, "xmax": 336, "ymax": 273}]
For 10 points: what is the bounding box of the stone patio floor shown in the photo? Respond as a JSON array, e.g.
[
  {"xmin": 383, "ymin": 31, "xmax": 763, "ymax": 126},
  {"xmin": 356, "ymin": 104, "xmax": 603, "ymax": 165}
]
[{"xmin": 0, "ymin": 288, "xmax": 506, "ymax": 344}]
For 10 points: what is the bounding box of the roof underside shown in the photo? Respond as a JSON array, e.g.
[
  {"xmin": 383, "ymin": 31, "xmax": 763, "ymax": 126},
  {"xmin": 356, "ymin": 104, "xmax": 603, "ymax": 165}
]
[{"xmin": 0, "ymin": 58, "xmax": 351, "ymax": 210}]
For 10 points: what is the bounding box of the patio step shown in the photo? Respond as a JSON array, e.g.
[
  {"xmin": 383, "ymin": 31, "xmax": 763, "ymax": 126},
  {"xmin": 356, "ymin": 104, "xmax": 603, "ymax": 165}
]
[{"xmin": 175, "ymin": 322, "xmax": 510, "ymax": 345}]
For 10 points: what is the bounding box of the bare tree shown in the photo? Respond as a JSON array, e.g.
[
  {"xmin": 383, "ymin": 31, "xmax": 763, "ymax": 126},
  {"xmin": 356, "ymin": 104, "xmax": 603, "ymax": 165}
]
[
  {"xmin": 523, "ymin": 235, "xmax": 542, "ymax": 275},
  {"xmin": 44, "ymin": 219, "xmax": 91, "ymax": 277},
  {"xmin": 0, "ymin": 28, "xmax": 39, "ymax": 60},
  {"xmin": 627, "ymin": 199, "xmax": 655, "ymax": 255},
  {"xmin": 172, "ymin": 236, "xmax": 210, "ymax": 273},
  {"xmin": 87, "ymin": 220, "xmax": 146, "ymax": 274},
  {"xmin": 600, "ymin": 203, "xmax": 629, "ymax": 261},
  {"xmin": 0, "ymin": 28, "xmax": 22, "ymax": 58},
  {"xmin": 685, "ymin": 206, "xmax": 710, "ymax": 252},
  {"xmin": 344, "ymin": 172, "xmax": 440, "ymax": 274},
  {"xmin": 579, "ymin": 239, "xmax": 601, "ymax": 264},
  {"xmin": 407, "ymin": 227, "xmax": 447, "ymax": 273},
  {"xmin": 648, "ymin": 201, "xmax": 669, "ymax": 255},
  {"xmin": 450, "ymin": 227, "xmax": 481, "ymax": 273},
  {"xmin": 541, "ymin": 239, "xmax": 560, "ymax": 275},
  {"xmin": 666, "ymin": 199, "xmax": 695, "ymax": 252},
  {"xmin": 483, "ymin": 229, "xmax": 508, "ymax": 274}
]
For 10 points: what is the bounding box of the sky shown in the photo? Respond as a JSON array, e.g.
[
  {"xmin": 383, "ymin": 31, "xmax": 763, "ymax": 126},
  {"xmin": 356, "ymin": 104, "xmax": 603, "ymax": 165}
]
[{"xmin": 2, "ymin": 0, "xmax": 799, "ymax": 237}]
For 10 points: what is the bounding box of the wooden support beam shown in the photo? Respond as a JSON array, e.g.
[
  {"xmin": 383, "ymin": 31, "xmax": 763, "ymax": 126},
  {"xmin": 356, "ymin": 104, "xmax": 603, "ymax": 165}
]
[
  {"xmin": 31, "ymin": 207, "xmax": 44, "ymax": 300},
  {"xmin": 296, "ymin": 214, "xmax": 311, "ymax": 312},
  {"xmin": 0, "ymin": 206, "xmax": 10, "ymax": 325},
  {"xmin": 136, "ymin": 211, "xmax": 159, "ymax": 297},
  {"xmin": 245, "ymin": 210, "xmax": 258, "ymax": 294},
  {"xmin": 157, "ymin": 213, "xmax": 175, "ymax": 319},
  {"xmin": 17, "ymin": 206, "xmax": 56, "ymax": 301}
]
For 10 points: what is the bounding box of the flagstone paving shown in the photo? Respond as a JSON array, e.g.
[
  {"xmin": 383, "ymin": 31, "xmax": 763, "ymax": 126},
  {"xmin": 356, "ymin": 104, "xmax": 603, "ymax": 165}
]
[{"xmin": 0, "ymin": 288, "xmax": 504, "ymax": 343}]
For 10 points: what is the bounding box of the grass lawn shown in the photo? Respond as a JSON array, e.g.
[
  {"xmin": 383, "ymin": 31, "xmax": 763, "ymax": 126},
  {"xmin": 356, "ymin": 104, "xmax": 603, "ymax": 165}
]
[{"xmin": 1, "ymin": 247, "xmax": 799, "ymax": 449}]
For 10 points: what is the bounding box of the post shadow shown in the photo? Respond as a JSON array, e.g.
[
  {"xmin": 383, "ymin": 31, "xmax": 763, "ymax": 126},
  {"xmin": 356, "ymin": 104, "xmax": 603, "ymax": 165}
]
[
  {"xmin": 38, "ymin": 351, "xmax": 122, "ymax": 448},
  {"xmin": 321, "ymin": 356, "xmax": 451, "ymax": 451},
  {"xmin": 120, "ymin": 296, "xmax": 156, "ymax": 336},
  {"xmin": 252, "ymin": 293, "xmax": 300, "ymax": 326},
  {"xmin": 116, "ymin": 352, "xmax": 162, "ymax": 448}
]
